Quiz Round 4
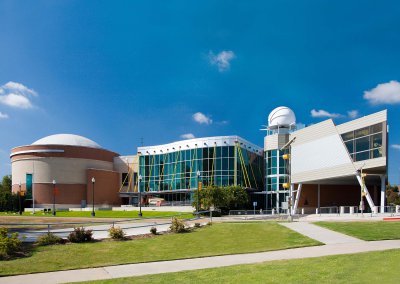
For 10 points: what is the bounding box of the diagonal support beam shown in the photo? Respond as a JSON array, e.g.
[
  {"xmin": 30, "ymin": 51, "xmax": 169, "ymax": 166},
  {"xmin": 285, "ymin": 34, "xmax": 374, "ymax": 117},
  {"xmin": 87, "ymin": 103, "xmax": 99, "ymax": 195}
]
[
  {"xmin": 292, "ymin": 183, "xmax": 302, "ymax": 214},
  {"xmin": 355, "ymin": 174, "xmax": 376, "ymax": 213}
]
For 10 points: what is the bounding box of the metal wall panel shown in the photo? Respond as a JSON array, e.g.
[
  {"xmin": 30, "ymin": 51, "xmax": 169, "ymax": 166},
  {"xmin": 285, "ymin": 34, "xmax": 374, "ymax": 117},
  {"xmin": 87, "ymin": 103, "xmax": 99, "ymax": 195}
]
[
  {"xmin": 336, "ymin": 110, "xmax": 387, "ymax": 134},
  {"xmin": 291, "ymin": 120, "xmax": 356, "ymax": 183}
]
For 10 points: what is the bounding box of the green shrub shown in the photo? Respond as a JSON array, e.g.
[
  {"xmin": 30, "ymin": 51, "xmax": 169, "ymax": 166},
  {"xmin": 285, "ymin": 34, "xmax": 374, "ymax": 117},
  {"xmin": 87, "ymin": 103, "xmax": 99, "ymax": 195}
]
[
  {"xmin": 108, "ymin": 226, "xmax": 125, "ymax": 240},
  {"xmin": 170, "ymin": 217, "xmax": 187, "ymax": 233},
  {"xmin": 68, "ymin": 227, "xmax": 93, "ymax": 243},
  {"xmin": 0, "ymin": 227, "xmax": 22, "ymax": 260},
  {"xmin": 194, "ymin": 222, "xmax": 201, "ymax": 228},
  {"xmin": 36, "ymin": 233, "xmax": 63, "ymax": 246},
  {"xmin": 150, "ymin": 227, "xmax": 157, "ymax": 235}
]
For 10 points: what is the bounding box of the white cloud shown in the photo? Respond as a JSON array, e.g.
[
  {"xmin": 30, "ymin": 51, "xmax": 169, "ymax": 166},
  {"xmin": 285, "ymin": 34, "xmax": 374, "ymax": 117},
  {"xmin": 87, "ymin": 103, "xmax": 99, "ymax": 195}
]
[
  {"xmin": 392, "ymin": 144, "xmax": 400, "ymax": 150},
  {"xmin": 0, "ymin": 93, "xmax": 33, "ymax": 109},
  {"xmin": 193, "ymin": 112, "xmax": 212, "ymax": 125},
  {"xmin": 310, "ymin": 109, "xmax": 342, "ymax": 118},
  {"xmin": 180, "ymin": 133, "xmax": 195, "ymax": 140},
  {"xmin": 208, "ymin": 50, "xmax": 235, "ymax": 72},
  {"xmin": 0, "ymin": 112, "xmax": 9, "ymax": 119},
  {"xmin": 3, "ymin": 81, "xmax": 37, "ymax": 96},
  {"xmin": 363, "ymin": 80, "xmax": 400, "ymax": 105},
  {"xmin": 0, "ymin": 81, "xmax": 37, "ymax": 109},
  {"xmin": 347, "ymin": 110, "xmax": 359, "ymax": 119}
]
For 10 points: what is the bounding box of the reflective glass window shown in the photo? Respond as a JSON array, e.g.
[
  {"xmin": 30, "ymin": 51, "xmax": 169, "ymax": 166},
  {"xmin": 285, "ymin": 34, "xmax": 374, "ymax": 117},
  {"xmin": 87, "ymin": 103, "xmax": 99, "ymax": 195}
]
[
  {"xmin": 355, "ymin": 151, "xmax": 370, "ymax": 161},
  {"xmin": 371, "ymin": 133, "xmax": 382, "ymax": 149},
  {"xmin": 355, "ymin": 136, "xmax": 370, "ymax": 152},
  {"xmin": 372, "ymin": 148, "xmax": 382, "ymax": 159},
  {"xmin": 370, "ymin": 123, "xmax": 383, "ymax": 134},
  {"xmin": 345, "ymin": 140, "xmax": 354, "ymax": 153},
  {"xmin": 341, "ymin": 131, "xmax": 354, "ymax": 141},
  {"xmin": 355, "ymin": 127, "xmax": 369, "ymax": 138}
]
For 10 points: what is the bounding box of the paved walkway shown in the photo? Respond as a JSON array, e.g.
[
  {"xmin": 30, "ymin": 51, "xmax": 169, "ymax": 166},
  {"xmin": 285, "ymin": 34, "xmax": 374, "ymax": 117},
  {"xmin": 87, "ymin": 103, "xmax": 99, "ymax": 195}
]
[
  {"xmin": 2, "ymin": 239, "xmax": 400, "ymax": 284},
  {"xmin": 15, "ymin": 219, "xmax": 209, "ymax": 242},
  {"xmin": 279, "ymin": 222, "xmax": 363, "ymax": 244}
]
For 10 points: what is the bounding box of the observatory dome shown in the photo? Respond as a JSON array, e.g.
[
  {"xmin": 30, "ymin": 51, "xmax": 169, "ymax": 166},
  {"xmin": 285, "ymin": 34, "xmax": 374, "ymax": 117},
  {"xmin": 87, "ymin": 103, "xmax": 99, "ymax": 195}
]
[
  {"xmin": 32, "ymin": 134, "xmax": 102, "ymax": 149},
  {"xmin": 268, "ymin": 106, "xmax": 296, "ymax": 129}
]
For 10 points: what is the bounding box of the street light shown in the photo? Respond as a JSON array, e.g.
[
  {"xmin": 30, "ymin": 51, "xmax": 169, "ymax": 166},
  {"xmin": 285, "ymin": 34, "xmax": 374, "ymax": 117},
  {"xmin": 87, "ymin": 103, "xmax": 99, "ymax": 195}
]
[
  {"xmin": 18, "ymin": 182, "xmax": 22, "ymax": 215},
  {"xmin": 52, "ymin": 180, "xmax": 56, "ymax": 216},
  {"xmin": 196, "ymin": 170, "xmax": 201, "ymax": 217},
  {"xmin": 138, "ymin": 174, "xmax": 143, "ymax": 217},
  {"xmin": 91, "ymin": 177, "xmax": 96, "ymax": 217}
]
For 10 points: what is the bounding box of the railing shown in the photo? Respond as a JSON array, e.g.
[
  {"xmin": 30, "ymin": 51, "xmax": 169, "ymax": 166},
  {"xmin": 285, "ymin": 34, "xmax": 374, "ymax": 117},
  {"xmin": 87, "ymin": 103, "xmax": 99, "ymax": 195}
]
[
  {"xmin": 318, "ymin": 206, "xmax": 339, "ymax": 215},
  {"xmin": 228, "ymin": 209, "xmax": 301, "ymax": 221},
  {"xmin": 378, "ymin": 206, "xmax": 396, "ymax": 214}
]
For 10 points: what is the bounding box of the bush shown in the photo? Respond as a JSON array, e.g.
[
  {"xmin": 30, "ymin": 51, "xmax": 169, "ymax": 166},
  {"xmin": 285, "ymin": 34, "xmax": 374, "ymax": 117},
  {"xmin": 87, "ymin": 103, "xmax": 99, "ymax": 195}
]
[
  {"xmin": 194, "ymin": 222, "xmax": 201, "ymax": 228},
  {"xmin": 36, "ymin": 233, "xmax": 63, "ymax": 246},
  {"xmin": 150, "ymin": 227, "xmax": 157, "ymax": 235},
  {"xmin": 68, "ymin": 227, "xmax": 93, "ymax": 243},
  {"xmin": 108, "ymin": 226, "xmax": 125, "ymax": 240},
  {"xmin": 0, "ymin": 227, "xmax": 22, "ymax": 260},
  {"xmin": 170, "ymin": 217, "xmax": 187, "ymax": 233}
]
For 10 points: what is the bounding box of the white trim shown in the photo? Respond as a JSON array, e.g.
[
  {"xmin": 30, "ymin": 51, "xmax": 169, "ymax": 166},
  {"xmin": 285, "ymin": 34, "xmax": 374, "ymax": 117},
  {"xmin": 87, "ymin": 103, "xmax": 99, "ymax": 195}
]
[
  {"xmin": 10, "ymin": 149, "xmax": 65, "ymax": 158},
  {"xmin": 138, "ymin": 136, "xmax": 263, "ymax": 155}
]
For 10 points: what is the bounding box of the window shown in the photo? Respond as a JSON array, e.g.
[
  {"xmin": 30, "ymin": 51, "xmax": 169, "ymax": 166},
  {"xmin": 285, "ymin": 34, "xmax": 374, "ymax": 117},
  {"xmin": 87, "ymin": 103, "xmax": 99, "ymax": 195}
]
[
  {"xmin": 342, "ymin": 124, "xmax": 383, "ymax": 162},
  {"xmin": 370, "ymin": 123, "xmax": 382, "ymax": 134},
  {"xmin": 371, "ymin": 134, "xmax": 382, "ymax": 149},
  {"xmin": 341, "ymin": 131, "xmax": 354, "ymax": 141},
  {"xmin": 355, "ymin": 136, "xmax": 370, "ymax": 152},
  {"xmin": 356, "ymin": 151, "xmax": 370, "ymax": 161},
  {"xmin": 355, "ymin": 127, "xmax": 369, "ymax": 138},
  {"xmin": 345, "ymin": 140, "xmax": 354, "ymax": 153}
]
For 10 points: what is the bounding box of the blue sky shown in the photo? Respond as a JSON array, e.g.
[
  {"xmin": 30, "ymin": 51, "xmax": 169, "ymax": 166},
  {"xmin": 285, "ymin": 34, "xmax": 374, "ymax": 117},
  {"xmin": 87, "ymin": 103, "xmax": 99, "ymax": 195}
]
[{"xmin": 0, "ymin": 0, "xmax": 399, "ymax": 183}]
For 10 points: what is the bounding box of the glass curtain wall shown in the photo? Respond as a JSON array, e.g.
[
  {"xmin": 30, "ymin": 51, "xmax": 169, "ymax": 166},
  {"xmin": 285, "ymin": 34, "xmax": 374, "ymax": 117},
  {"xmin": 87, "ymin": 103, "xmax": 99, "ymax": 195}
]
[
  {"xmin": 139, "ymin": 145, "xmax": 264, "ymax": 193},
  {"xmin": 341, "ymin": 123, "xmax": 384, "ymax": 162},
  {"xmin": 265, "ymin": 149, "xmax": 289, "ymax": 210}
]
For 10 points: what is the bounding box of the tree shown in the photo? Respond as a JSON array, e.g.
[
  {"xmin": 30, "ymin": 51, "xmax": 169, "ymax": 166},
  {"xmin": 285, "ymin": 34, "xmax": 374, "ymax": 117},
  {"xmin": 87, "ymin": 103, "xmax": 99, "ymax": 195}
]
[
  {"xmin": 192, "ymin": 185, "xmax": 249, "ymax": 211},
  {"xmin": 1, "ymin": 175, "xmax": 12, "ymax": 192},
  {"xmin": 225, "ymin": 186, "xmax": 249, "ymax": 209},
  {"xmin": 386, "ymin": 184, "xmax": 400, "ymax": 205},
  {"xmin": 0, "ymin": 175, "xmax": 21, "ymax": 212}
]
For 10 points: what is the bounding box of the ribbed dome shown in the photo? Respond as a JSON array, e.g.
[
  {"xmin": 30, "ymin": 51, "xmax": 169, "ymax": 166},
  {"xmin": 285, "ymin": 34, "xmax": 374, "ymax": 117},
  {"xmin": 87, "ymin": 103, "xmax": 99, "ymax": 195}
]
[
  {"xmin": 32, "ymin": 134, "xmax": 102, "ymax": 149},
  {"xmin": 268, "ymin": 106, "xmax": 296, "ymax": 129}
]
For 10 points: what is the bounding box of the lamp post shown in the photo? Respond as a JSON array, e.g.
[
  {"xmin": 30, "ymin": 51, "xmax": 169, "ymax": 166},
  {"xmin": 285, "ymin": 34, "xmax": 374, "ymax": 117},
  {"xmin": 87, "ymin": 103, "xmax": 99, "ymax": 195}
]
[
  {"xmin": 18, "ymin": 182, "xmax": 22, "ymax": 215},
  {"xmin": 196, "ymin": 170, "xmax": 201, "ymax": 217},
  {"xmin": 52, "ymin": 180, "xmax": 56, "ymax": 216},
  {"xmin": 91, "ymin": 177, "xmax": 96, "ymax": 217},
  {"xmin": 138, "ymin": 174, "xmax": 142, "ymax": 217}
]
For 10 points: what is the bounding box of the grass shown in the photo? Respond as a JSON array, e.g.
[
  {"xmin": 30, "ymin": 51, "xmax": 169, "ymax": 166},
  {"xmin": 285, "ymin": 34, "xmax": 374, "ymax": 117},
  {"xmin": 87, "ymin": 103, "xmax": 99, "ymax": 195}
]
[
  {"xmin": 0, "ymin": 222, "xmax": 320, "ymax": 276},
  {"xmin": 315, "ymin": 221, "xmax": 400, "ymax": 241},
  {"xmin": 0, "ymin": 210, "xmax": 193, "ymax": 219},
  {"xmin": 81, "ymin": 249, "xmax": 400, "ymax": 284}
]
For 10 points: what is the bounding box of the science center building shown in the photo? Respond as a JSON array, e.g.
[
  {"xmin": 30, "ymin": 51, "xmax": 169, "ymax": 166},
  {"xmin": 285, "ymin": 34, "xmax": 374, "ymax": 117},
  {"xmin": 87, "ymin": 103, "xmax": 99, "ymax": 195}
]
[{"xmin": 10, "ymin": 107, "xmax": 389, "ymax": 213}]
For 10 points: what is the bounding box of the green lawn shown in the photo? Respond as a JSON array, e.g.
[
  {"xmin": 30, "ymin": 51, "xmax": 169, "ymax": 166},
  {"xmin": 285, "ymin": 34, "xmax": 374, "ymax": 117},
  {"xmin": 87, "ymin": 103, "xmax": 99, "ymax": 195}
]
[
  {"xmin": 81, "ymin": 249, "xmax": 400, "ymax": 284},
  {"xmin": 0, "ymin": 210, "xmax": 193, "ymax": 219},
  {"xmin": 0, "ymin": 222, "xmax": 320, "ymax": 276},
  {"xmin": 315, "ymin": 221, "xmax": 400, "ymax": 241}
]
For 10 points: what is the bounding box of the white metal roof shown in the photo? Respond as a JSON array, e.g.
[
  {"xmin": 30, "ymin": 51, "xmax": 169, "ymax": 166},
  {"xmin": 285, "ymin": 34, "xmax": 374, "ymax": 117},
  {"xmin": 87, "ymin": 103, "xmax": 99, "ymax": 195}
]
[
  {"xmin": 32, "ymin": 134, "xmax": 102, "ymax": 149},
  {"xmin": 138, "ymin": 136, "xmax": 263, "ymax": 155}
]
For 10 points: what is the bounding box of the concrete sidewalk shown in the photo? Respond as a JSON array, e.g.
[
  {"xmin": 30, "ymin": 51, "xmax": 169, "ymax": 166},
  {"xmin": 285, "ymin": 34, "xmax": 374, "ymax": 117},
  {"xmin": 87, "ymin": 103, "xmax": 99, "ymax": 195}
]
[
  {"xmin": 279, "ymin": 222, "xmax": 363, "ymax": 244},
  {"xmin": 1, "ymin": 239, "xmax": 400, "ymax": 284},
  {"xmin": 16, "ymin": 219, "xmax": 209, "ymax": 242}
]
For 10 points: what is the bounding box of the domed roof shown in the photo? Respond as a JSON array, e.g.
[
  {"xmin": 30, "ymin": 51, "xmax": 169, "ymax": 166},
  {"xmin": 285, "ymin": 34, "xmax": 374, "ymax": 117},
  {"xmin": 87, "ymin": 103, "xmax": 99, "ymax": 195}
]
[
  {"xmin": 268, "ymin": 106, "xmax": 296, "ymax": 129},
  {"xmin": 32, "ymin": 134, "xmax": 102, "ymax": 149}
]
